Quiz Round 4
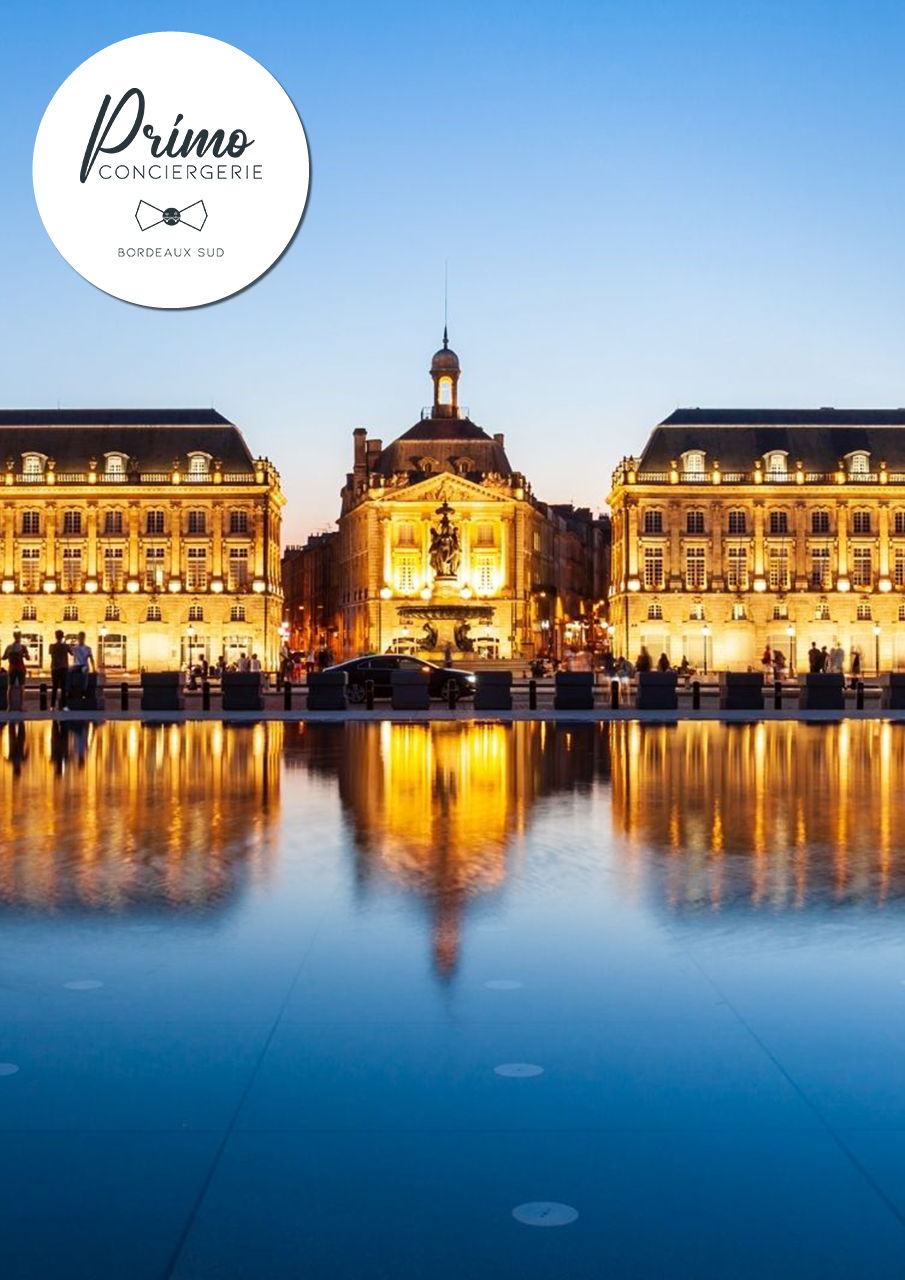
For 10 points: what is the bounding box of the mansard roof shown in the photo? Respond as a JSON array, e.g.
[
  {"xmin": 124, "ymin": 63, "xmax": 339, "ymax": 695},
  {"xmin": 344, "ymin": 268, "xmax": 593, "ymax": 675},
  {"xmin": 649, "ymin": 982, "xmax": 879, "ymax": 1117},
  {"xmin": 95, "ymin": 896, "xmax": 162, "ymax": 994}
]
[
  {"xmin": 375, "ymin": 413, "xmax": 512, "ymax": 478},
  {"xmin": 641, "ymin": 409, "xmax": 905, "ymax": 470},
  {"xmin": 0, "ymin": 409, "xmax": 256, "ymax": 471}
]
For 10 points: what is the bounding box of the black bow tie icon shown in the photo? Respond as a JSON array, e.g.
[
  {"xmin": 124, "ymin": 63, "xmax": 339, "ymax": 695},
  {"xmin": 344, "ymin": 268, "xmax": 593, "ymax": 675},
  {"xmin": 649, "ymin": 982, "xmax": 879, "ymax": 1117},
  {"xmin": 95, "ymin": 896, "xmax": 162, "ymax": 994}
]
[{"xmin": 135, "ymin": 200, "xmax": 208, "ymax": 232}]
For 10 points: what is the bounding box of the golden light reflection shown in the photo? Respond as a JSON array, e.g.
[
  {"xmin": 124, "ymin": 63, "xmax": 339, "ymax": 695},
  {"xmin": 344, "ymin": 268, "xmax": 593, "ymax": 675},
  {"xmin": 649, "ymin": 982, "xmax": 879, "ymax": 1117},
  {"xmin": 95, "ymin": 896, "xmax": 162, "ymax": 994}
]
[{"xmin": 0, "ymin": 721, "xmax": 280, "ymax": 911}]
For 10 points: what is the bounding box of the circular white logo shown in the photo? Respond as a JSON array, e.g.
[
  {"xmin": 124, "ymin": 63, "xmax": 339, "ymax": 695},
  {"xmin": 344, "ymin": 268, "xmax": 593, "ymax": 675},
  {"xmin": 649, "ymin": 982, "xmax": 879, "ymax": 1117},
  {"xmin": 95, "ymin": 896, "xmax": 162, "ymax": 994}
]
[{"xmin": 33, "ymin": 32, "xmax": 310, "ymax": 309}]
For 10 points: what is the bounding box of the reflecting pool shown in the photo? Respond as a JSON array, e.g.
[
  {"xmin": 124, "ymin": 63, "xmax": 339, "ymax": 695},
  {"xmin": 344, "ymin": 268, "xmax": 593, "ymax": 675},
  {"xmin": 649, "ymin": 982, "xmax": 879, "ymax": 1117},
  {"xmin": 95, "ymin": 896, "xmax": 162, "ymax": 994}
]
[{"xmin": 2, "ymin": 720, "xmax": 905, "ymax": 1277}]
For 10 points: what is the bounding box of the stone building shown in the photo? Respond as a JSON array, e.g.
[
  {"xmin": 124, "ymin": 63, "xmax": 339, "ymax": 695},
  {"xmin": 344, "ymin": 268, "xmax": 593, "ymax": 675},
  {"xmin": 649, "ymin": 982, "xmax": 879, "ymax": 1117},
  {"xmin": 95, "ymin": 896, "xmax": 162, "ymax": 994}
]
[
  {"xmin": 282, "ymin": 531, "xmax": 340, "ymax": 656},
  {"xmin": 608, "ymin": 408, "xmax": 905, "ymax": 671},
  {"xmin": 0, "ymin": 409, "xmax": 284, "ymax": 672},
  {"xmin": 332, "ymin": 335, "xmax": 601, "ymax": 661}
]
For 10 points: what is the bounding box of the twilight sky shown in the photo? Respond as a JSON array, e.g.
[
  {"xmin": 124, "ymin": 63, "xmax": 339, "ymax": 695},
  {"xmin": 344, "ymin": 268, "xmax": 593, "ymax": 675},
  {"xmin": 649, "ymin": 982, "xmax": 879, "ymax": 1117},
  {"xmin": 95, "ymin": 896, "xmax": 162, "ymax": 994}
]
[{"xmin": 3, "ymin": 0, "xmax": 905, "ymax": 542}]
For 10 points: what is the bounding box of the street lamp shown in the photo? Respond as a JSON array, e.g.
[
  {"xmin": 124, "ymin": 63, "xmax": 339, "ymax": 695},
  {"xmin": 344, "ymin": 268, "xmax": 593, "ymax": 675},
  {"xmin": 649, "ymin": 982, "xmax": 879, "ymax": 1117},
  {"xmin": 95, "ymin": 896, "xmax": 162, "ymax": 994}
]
[
  {"xmin": 874, "ymin": 622, "xmax": 881, "ymax": 676},
  {"xmin": 701, "ymin": 624, "xmax": 712, "ymax": 675},
  {"xmin": 785, "ymin": 622, "xmax": 796, "ymax": 675}
]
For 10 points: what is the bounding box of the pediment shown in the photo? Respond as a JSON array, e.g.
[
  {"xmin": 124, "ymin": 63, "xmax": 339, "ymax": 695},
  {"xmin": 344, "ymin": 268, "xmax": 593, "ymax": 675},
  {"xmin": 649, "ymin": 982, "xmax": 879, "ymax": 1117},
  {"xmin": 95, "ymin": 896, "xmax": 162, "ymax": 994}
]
[{"xmin": 374, "ymin": 473, "xmax": 513, "ymax": 506}]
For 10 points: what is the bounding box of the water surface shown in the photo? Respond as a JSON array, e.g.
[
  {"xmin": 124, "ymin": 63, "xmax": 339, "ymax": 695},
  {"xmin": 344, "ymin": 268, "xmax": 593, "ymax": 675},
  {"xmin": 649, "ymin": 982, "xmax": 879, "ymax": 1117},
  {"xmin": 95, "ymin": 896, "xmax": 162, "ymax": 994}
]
[{"xmin": 1, "ymin": 720, "xmax": 904, "ymax": 1278}]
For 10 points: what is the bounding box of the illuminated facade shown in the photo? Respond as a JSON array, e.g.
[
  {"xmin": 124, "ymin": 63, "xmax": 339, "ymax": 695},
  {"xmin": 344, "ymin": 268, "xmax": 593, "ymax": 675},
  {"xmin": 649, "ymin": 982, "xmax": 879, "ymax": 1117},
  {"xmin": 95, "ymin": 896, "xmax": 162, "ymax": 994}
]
[
  {"xmin": 608, "ymin": 409, "xmax": 905, "ymax": 670},
  {"xmin": 0, "ymin": 410, "xmax": 284, "ymax": 671},
  {"xmin": 333, "ymin": 336, "xmax": 607, "ymax": 660}
]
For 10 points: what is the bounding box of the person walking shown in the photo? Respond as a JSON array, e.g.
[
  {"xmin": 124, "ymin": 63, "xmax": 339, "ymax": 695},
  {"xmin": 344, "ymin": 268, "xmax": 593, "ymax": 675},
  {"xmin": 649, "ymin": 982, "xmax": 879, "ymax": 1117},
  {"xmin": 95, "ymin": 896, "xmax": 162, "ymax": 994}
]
[
  {"xmin": 48, "ymin": 630, "xmax": 72, "ymax": 710},
  {"xmin": 807, "ymin": 642, "xmax": 822, "ymax": 673},
  {"xmin": 635, "ymin": 645, "xmax": 652, "ymax": 673},
  {"xmin": 2, "ymin": 631, "xmax": 30, "ymax": 712},
  {"xmin": 657, "ymin": 652, "xmax": 671, "ymax": 672}
]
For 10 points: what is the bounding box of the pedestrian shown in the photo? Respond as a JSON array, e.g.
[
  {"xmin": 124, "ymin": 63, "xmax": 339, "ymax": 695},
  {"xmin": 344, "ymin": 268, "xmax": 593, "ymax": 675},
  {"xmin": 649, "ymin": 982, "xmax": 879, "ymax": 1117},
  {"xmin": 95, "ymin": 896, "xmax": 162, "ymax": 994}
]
[
  {"xmin": 657, "ymin": 652, "xmax": 671, "ymax": 672},
  {"xmin": 48, "ymin": 629, "xmax": 72, "ymax": 710},
  {"xmin": 2, "ymin": 630, "xmax": 30, "ymax": 712},
  {"xmin": 773, "ymin": 649, "xmax": 786, "ymax": 682},
  {"xmin": 635, "ymin": 645, "xmax": 652, "ymax": 673},
  {"xmin": 851, "ymin": 648, "xmax": 861, "ymax": 685},
  {"xmin": 238, "ymin": 653, "xmax": 251, "ymax": 673},
  {"xmin": 761, "ymin": 644, "xmax": 773, "ymax": 679},
  {"xmin": 808, "ymin": 642, "xmax": 822, "ymax": 673},
  {"xmin": 830, "ymin": 642, "xmax": 845, "ymax": 674},
  {"xmin": 250, "ymin": 653, "xmax": 262, "ymax": 673}
]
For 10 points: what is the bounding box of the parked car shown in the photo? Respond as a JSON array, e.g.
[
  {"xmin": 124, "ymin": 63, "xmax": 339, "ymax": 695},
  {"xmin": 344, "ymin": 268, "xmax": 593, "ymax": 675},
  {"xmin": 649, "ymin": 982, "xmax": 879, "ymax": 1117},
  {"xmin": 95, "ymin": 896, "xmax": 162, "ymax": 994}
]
[{"xmin": 326, "ymin": 655, "xmax": 476, "ymax": 703}]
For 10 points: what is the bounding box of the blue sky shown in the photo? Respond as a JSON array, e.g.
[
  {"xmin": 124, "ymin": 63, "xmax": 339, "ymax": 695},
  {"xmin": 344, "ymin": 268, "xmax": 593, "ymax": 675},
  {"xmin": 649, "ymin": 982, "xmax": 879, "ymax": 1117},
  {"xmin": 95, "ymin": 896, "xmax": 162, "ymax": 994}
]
[{"xmin": 3, "ymin": 0, "xmax": 905, "ymax": 540}]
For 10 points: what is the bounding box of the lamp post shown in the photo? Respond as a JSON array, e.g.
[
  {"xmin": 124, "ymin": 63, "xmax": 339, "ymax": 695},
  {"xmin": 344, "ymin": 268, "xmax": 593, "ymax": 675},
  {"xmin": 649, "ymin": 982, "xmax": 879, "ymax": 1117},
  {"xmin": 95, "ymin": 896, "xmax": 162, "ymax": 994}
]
[
  {"xmin": 874, "ymin": 622, "xmax": 881, "ymax": 676},
  {"xmin": 785, "ymin": 622, "xmax": 796, "ymax": 675},
  {"xmin": 701, "ymin": 623, "xmax": 712, "ymax": 675}
]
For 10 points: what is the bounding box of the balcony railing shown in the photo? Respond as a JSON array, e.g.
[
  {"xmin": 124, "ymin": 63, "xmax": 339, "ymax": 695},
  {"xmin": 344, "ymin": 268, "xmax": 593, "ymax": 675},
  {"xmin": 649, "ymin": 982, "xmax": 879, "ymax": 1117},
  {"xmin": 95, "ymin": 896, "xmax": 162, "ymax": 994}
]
[
  {"xmin": 6, "ymin": 471, "xmax": 259, "ymax": 485},
  {"xmin": 629, "ymin": 468, "xmax": 900, "ymax": 486},
  {"xmin": 420, "ymin": 405, "xmax": 471, "ymax": 420}
]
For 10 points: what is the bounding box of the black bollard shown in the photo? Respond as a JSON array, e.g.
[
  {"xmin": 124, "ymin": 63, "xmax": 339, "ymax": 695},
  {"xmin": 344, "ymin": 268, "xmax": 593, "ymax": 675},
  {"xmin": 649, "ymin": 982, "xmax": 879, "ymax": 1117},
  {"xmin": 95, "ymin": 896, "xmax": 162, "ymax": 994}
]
[
  {"xmin": 610, "ymin": 679, "xmax": 619, "ymax": 710},
  {"xmin": 39, "ymin": 682, "xmax": 47, "ymax": 712},
  {"xmin": 692, "ymin": 680, "xmax": 701, "ymax": 710},
  {"xmin": 448, "ymin": 682, "xmax": 458, "ymax": 711},
  {"xmin": 283, "ymin": 680, "xmax": 292, "ymax": 711},
  {"xmin": 529, "ymin": 679, "xmax": 537, "ymax": 710},
  {"xmin": 365, "ymin": 679, "xmax": 374, "ymax": 711},
  {"xmin": 120, "ymin": 681, "xmax": 129, "ymax": 711},
  {"xmin": 857, "ymin": 680, "xmax": 865, "ymax": 710},
  {"xmin": 199, "ymin": 680, "xmax": 209, "ymax": 711},
  {"xmin": 774, "ymin": 680, "xmax": 782, "ymax": 710}
]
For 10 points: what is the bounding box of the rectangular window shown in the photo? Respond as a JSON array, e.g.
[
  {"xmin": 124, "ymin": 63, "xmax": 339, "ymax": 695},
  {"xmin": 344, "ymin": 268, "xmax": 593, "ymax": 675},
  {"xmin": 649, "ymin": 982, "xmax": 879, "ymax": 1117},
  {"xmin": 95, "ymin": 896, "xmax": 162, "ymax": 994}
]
[
  {"xmin": 768, "ymin": 549, "xmax": 790, "ymax": 591},
  {"xmin": 396, "ymin": 556, "xmax": 417, "ymax": 594},
  {"xmin": 686, "ymin": 511, "xmax": 704, "ymax": 534},
  {"xmin": 769, "ymin": 511, "xmax": 788, "ymax": 535},
  {"xmin": 187, "ymin": 510, "xmax": 207, "ymax": 535},
  {"xmin": 852, "ymin": 511, "xmax": 871, "ymax": 534},
  {"xmin": 810, "ymin": 548, "xmax": 831, "ymax": 589},
  {"xmin": 475, "ymin": 560, "xmax": 494, "ymax": 593},
  {"xmin": 895, "ymin": 511, "xmax": 905, "ymax": 536},
  {"xmin": 62, "ymin": 511, "xmax": 82, "ymax": 536},
  {"xmin": 103, "ymin": 547, "xmax": 124, "ymax": 592},
  {"xmin": 186, "ymin": 547, "xmax": 208, "ymax": 591},
  {"xmin": 397, "ymin": 522, "xmax": 416, "ymax": 546},
  {"xmin": 104, "ymin": 511, "xmax": 124, "ymax": 536},
  {"xmin": 852, "ymin": 547, "xmax": 872, "ymax": 588},
  {"xmin": 896, "ymin": 550, "xmax": 905, "ymax": 588},
  {"xmin": 229, "ymin": 511, "xmax": 248, "ymax": 535},
  {"xmin": 475, "ymin": 522, "xmax": 495, "ymax": 546},
  {"xmin": 62, "ymin": 547, "xmax": 82, "ymax": 591},
  {"xmin": 146, "ymin": 510, "xmax": 165, "ymax": 535},
  {"xmin": 727, "ymin": 547, "xmax": 748, "ymax": 591},
  {"xmin": 19, "ymin": 547, "xmax": 40, "ymax": 592},
  {"xmin": 685, "ymin": 547, "xmax": 706, "ymax": 589},
  {"xmin": 228, "ymin": 548, "xmax": 249, "ymax": 592},
  {"xmin": 644, "ymin": 547, "xmax": 664, "ymax": 590},
  {"xmin": 811, "ymin": 511, "xmax": 830, "ymax": 534},
  {"xmin": 644, "ymin": 510, "xmax": 663, "ymax": 534},
  {"xmin": 21, "ymin": 511, "xmax": 40, "ymax": 535},
  {"xmin": 727, "ymin": 511, "xmax": 746, "ymax": 534},
  {"xmin": 144, "ymin": 546, "xmax": 165, "ymax": 591}
]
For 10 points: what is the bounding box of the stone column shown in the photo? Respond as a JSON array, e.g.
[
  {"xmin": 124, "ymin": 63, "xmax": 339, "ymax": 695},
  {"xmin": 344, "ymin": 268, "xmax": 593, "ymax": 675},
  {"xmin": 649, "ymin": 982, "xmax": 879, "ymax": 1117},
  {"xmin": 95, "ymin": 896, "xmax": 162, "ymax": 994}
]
[
  {"xmin": 128, "ymin": 502, "xmax": 140, "ymax": 577},
  {"xmin": 170, "ymin": 502, "xmax": 181, "ymax": 580},
  {"xmin": 710, "ymin": 500, "xmax": 723, "ymax": 584},
  {"xmin": 753, "ymin": 501, "xmax": 765, "ymax": 577},
  {"xmin": 3, "ymin": 503, "xmax": 14, "ymax": 579},
  {"xmin": 45, "ymin": 504, "xmax": 56, "ymax": 583},
  {"xmin": 627, "ymin": 500, "xmax": 639, "ymax": 579},
  {"xmin": 86, "ymin": 501, "xmax": 98, "ymax": 579},
  {"xmin": 253, "ymin": 502, "xmax": 265, "ymax": 579},
  {"xmin": 668, "ymin": 500, "xmax": 681, "ymax": 583},
  {"xmin": 212, "ymin": 501, "xmax": 223, "ymax": 578},
  {"xmin": 837, "ymin": 501, "xmax": 848, "ymax": 578},
  {"xmin": 879, "ymin": 501, "xmax": 890, "ymax": 579},
  {"xmin": 795, "ymin": 500, "xmax": 807, "ymax": 585}
]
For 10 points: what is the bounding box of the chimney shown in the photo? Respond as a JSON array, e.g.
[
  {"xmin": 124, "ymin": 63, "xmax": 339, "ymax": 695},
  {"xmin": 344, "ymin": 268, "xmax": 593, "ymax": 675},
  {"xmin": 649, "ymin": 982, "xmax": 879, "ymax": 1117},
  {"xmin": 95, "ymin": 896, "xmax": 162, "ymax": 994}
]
[
  {"xmin": 494, "ymin": 433, "xmax": 505, "ymax": 447},
  {"xmin": 353, "ymin": 427, "xmax": 367, "ymax": 468}
]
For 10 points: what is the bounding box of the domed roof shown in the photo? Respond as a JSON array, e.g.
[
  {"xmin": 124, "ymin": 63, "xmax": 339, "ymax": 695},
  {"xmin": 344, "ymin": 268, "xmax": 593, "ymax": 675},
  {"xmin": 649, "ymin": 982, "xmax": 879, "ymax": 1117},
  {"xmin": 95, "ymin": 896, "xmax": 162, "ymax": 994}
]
[{"xmin": 430, "ymin": 328, "xmax": 460, "ymax": 374}]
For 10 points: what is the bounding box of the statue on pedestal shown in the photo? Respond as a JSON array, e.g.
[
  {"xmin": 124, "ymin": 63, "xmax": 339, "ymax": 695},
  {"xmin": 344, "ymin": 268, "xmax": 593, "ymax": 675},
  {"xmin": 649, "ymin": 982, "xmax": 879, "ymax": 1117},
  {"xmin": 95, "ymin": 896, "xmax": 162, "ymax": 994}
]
[{"xmin": 429, "ymin": 501, "xmax": 461, "ymax": 578}]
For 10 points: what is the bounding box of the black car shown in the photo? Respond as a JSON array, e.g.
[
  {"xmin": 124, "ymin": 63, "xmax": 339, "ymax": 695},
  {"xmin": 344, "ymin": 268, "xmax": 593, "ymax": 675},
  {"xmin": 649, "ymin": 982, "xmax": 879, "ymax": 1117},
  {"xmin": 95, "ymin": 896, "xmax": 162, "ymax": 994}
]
[{"xmin": 327, "ymin": 655, "xmax": 476, "ymax": 702}]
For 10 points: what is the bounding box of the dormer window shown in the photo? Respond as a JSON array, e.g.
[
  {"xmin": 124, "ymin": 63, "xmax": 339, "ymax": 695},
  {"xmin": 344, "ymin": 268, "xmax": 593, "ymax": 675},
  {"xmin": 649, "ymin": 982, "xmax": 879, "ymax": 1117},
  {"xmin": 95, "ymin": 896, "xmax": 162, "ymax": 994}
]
[
  {"xmin": 764, "ymin": 451, "xmax": 788, "ymax": 479},
  {"xmin": 681, "ymin": 450, "xmax": 706, "ymax": 475},
  {"xmin": 104, "ymin": 453, "xmax": 127, "ymax": 479},
  {"xmin": 847, "ymin": 451, "xmax": 870, "ymax": 476},
  {"xmin": 187, "ymin": 452, "xmax": 212, "ymax": 477},
  {"xmin": 22, "ymin": 453, "xmax": 44, "ymax": 480}
]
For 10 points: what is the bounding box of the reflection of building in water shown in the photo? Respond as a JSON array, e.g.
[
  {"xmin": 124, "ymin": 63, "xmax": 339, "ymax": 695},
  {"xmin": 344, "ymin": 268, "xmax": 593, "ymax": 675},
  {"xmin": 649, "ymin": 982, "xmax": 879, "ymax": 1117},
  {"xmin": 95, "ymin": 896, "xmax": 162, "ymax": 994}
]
[
  {"xmin": 609, "ymin": 720, "xmax": 905, "ymax": 911},
  {"xmin": 326, "ymin": 721, "xmax": 611, "ymax": 975},
  {"xmin": 0, "ymin": 721, "xmax": 280, "ymax": 911}
]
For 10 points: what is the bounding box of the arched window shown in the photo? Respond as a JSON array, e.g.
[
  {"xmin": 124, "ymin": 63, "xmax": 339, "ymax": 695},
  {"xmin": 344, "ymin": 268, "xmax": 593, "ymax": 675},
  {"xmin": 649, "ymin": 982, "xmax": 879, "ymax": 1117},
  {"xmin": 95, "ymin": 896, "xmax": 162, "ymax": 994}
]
[
  {"xmin": 899, "ymin": 602, "xmax": 905, "ymax": 623},
  {"xmin": 647, "ymin": 601, "xmax": 663, "ymax": 620},
  {"xmin": 764, "ymin": 451, "xmax": 788, "ymax": 479},
  {"xmin": 187, "ymin": 453, "xmax": 211, "ymax": 477},
  {"xmin": 847, "ymin": 451, "xmax": 870, "ymax": 475},
  {"xmin": 22, "ymin": 453, "xmax": 44, "ymax": 480},
  {"xmin": 681, "ymin": 450, "xmax": 706, "ymax": 475},
  {"xmin": 104, "ymin": 453, "xmax": 127, "ymax": 478},
  {"xmin": 815, "ymin": 598, "xmax": 830, "ymax": 620},
  {"xmin": 146, "ymin": 603, "xmax": 162, "ymax": 622},
  {"xmin": 856, "ymin": 598, "xmax": 872, "ymax": 620},
  {"xmin": 188, "ymin": 604, "xmax": 204, "ymax": 621},
  {"xmin": 105, "ymin": 602, "xmax": 120, "ymax": 621},
  {"xmin": 21, "ymin": 603, "xmax": 37, "ymax": 621},
  {"xmin": 437, "ymin": 376, "xmax": 453, "ymax": 406},
  {"xmin": 230, "ymin": 604, "xmax": 246, "ymax": 622}
]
